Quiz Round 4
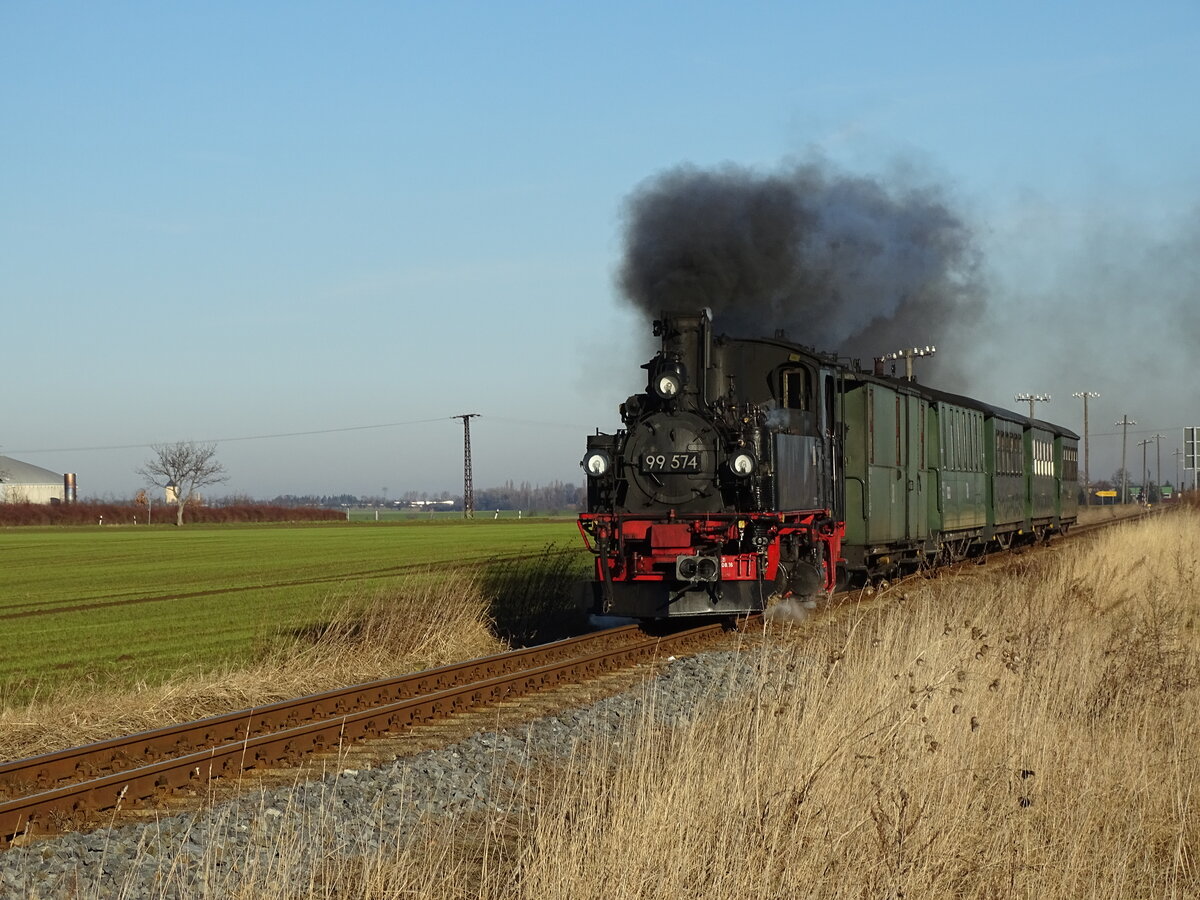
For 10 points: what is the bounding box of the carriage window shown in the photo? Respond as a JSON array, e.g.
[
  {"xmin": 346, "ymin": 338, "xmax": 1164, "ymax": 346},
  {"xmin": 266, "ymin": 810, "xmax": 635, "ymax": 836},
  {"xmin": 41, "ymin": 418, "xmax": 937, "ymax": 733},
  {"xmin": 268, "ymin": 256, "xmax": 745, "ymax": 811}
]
[
  {"xmin": 973, "ymin": 414, "xmax": 979, "ymax": 470},
  {"xmin": 945, "ymin": 412, "xmax": 955, "ymax": 470},
  {"xmin": 781, "ymin": 369, "xmax": 811, "ymax": 410},
  {"xmin": 1064, "ymin": 445, "xmax": 1078, "ymax": 481},
  {"xmin": 957, "ymin": 410, "xmax": 964, "ymax": 470},
  {"xmin": 920, "ymin": 405, "xmax": 926, "ymax": 468},
  {"xmin": 895, "ymin": 397, "xmax": 902, "ymax": 465}
]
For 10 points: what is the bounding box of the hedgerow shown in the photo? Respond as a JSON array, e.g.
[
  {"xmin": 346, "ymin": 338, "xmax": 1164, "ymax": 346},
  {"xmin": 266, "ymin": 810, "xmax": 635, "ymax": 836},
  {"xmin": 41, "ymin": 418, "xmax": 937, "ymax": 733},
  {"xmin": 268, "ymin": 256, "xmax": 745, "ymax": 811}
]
[{"xmin": 0, "ymin": 502, "xmax": 343, "ymax": 526}]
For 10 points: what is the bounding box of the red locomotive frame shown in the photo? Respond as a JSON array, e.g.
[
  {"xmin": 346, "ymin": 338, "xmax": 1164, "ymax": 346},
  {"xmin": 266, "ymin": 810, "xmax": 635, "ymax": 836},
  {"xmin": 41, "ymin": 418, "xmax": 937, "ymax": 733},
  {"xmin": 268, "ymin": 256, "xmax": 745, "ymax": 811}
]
[{"xmin": 578, "ymin": 509, "xmax": 844, "ymax": 599}]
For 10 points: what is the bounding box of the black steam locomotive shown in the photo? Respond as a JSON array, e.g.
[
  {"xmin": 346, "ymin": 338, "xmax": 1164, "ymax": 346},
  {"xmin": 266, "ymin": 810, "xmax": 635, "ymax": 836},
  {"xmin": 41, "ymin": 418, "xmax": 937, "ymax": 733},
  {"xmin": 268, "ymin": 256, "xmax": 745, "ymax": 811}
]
[
  {"xmin": 578, "ymin": 310, "xmax": 844, "ymax": 618},
  {"xmin": 578, "ymin": 310, "xmax": 1078, "ymax": 619}
]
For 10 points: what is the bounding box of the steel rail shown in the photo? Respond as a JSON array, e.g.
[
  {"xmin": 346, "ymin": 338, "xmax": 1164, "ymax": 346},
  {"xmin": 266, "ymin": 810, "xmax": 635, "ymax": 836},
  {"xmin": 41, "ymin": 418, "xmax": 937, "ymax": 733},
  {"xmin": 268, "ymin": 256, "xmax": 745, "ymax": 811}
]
[
  {"xmin": 0, "ymin": 624, "xmax": 647, "ymax": 799},
  {"xmin": 1, "ymin": 619, "xmax": 739, "ymax": 847}
]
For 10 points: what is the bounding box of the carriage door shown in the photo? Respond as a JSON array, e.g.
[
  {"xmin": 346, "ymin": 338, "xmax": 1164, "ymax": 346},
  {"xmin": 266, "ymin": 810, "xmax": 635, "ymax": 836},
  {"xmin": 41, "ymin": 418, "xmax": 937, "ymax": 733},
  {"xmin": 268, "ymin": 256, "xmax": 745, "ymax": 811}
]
[{"xmin": 905, "ymin": 396, "xmax": 928, "ymax": 540}]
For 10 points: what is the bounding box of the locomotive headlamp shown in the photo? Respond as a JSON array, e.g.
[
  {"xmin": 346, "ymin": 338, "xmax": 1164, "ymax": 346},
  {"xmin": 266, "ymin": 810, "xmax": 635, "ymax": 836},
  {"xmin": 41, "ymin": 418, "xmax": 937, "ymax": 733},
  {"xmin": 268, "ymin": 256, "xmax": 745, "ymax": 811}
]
[
  {"xmin": 729, "ymin": 452, "xmax": 756, "ymax": 477},
  {"xmin": 581, "ymin": 450, "xmax": 612, "ymax": 477},
  {"xmin": 647, "ymin": 358, "xmax": 688, "ymax": 400},
  {"xmin": 654, "ymin": 372, "xmax": 682, "ymax": 399},
  {"xmin": 676, "ymin": 554, "xmax": 720, "ymax": 583}
]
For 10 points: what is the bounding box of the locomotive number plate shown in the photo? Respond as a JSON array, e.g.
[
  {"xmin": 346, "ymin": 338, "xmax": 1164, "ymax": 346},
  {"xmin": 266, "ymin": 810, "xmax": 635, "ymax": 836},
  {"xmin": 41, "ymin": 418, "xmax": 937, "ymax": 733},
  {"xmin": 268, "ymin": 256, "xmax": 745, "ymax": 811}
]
[{"xmin": 641, "ymin": 451, "xmax": 702, "ymax": 473}]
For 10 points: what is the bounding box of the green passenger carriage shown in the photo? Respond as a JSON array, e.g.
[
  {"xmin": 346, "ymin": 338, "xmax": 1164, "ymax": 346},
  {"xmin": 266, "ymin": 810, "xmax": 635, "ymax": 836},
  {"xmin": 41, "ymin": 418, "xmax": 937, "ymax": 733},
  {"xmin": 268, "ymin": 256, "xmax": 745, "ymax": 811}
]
[{"xmin": 837, "ymin": 373, "xmax": 1079, "ymax": 582}]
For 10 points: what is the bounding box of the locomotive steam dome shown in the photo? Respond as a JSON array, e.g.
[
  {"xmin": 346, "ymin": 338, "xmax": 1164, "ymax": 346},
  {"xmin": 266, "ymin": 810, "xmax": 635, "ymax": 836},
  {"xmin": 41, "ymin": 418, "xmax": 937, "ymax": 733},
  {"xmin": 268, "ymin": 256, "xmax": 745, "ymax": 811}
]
[{"xmin": 621, "ymin": 410, "xmax": 720, "ymax": 508}]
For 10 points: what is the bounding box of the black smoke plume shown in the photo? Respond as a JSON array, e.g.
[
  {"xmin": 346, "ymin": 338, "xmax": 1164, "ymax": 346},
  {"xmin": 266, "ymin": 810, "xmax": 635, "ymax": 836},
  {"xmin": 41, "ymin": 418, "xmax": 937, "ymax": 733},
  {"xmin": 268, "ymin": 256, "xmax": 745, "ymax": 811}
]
[{"xmin": 618, "ymin": 161, "xmax": 984, "ymax": 376}]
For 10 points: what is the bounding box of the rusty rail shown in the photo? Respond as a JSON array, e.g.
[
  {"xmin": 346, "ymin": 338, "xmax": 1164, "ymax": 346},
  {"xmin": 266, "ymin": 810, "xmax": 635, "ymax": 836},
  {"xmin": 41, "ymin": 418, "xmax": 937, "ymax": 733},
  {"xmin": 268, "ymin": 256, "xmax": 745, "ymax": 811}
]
[{"xmin": 1, "ymin": 618, "xmax": 747, "ymax": 847}]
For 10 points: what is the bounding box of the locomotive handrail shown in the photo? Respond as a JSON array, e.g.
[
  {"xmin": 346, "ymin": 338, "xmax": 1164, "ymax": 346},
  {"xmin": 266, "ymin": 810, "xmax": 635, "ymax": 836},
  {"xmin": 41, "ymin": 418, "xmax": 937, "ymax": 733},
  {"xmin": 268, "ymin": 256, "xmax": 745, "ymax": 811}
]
[{"xmin": 845, "ymin": 475, "xmax": 869, "ymax": 520}]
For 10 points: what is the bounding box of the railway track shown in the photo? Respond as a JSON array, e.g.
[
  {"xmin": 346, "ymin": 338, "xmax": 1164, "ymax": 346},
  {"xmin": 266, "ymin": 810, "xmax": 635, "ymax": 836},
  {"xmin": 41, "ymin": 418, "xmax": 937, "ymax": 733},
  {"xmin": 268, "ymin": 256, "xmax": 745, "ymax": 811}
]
[{"xmin": 0, "ymin": 617, "xmax": 749, "ymax": 848}]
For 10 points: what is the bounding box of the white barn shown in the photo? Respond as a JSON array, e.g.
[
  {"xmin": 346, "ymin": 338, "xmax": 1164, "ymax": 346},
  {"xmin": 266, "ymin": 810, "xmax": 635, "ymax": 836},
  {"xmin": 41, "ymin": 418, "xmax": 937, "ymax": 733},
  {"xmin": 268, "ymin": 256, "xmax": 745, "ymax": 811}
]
[{"xmin": 0, "ymin": 455, "xmax": 67, "ymax": 504}]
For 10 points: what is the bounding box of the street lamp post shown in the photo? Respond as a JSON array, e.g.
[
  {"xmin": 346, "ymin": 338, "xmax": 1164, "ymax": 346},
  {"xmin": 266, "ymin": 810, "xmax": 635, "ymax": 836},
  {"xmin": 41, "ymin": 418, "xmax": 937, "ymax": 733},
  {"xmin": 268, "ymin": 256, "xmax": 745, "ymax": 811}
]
[
  {"xmin": 883, "ymin": 346, "xmax": 937, "ymax": 381},
  {"xmin": 1015, "ymin": 393, "xmax": 1051, "ymax": 419},
  {"xmin": 1072, "ymin": 391, "xmax": 1099, "ymax": 505}
]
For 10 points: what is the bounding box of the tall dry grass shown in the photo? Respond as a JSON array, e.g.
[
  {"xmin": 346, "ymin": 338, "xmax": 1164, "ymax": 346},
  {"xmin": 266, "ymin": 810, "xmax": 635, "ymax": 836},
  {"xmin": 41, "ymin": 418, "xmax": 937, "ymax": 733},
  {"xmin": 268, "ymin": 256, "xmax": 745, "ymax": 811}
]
[
  {"xmin": 169, "ymin": 508, "xmax": 1199, "ymax": 899},
  {"xmin": 514, "ymin": 510, "xmax": 1199, "ymax": 899},
  {"xmin": 0, "ymin": 572, "xmax": 503, "ymax": 762}
]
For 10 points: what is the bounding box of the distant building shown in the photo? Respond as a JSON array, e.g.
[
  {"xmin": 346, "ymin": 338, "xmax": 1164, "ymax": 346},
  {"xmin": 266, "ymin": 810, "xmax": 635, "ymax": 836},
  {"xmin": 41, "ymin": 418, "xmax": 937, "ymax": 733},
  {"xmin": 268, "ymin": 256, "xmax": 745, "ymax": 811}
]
[{"xmin": 0, "ymin": 455, "xmax": 69, "ymax": 504}]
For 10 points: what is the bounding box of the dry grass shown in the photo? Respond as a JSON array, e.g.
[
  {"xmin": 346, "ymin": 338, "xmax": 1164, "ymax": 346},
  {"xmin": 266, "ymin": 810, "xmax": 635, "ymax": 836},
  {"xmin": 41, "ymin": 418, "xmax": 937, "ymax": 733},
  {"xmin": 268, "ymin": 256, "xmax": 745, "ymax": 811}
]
[
  {"xmin": 514, "ymin": 516, "xmax": 1199, "ymax": 898},
  {"xmin": 0, "ymin": 571, "xmax": 503, "ymax": 762},
  {"xmin": 513, "ymin": 509, "xmax": 1199, "ymax": 899},
  {"xmin": 16, "ymin": 508, "xmax": 1200, "ymax": 897},
  {"xmin": 1076, "ymin": 502, "xmax": 1148, "ymax": 526}
]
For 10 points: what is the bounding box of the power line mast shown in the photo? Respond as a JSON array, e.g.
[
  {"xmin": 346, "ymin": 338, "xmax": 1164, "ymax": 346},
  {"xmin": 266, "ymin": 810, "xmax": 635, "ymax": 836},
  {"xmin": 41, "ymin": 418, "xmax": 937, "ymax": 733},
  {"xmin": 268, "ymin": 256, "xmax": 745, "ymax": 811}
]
[
  {"xmin": 1138, "ymin": 437, "xmax": 1153, "ymax": 503},
  {"xmin": 455, "ymin": 414, "xmax": 480, "ymax": 519},
  {"xmin": 1114, "ymin": 415, "xmax": 1136, "ymax": 504},
  {"xmin": 1072, "ymin": 391, "xmax": 1099, "ymax": 505},
  {"xmin": 1154, "ymin": 433, "xmax": 1164, "ymax": 493}
]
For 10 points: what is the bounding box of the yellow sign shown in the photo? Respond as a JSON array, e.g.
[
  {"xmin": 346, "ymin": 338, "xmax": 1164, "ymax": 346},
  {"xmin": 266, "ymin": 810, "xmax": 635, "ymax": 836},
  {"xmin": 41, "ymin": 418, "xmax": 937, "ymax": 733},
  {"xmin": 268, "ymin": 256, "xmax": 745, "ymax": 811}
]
[{"xmin": 1095, "ymin": 490, "xmax": 1118, "ymax": 498}]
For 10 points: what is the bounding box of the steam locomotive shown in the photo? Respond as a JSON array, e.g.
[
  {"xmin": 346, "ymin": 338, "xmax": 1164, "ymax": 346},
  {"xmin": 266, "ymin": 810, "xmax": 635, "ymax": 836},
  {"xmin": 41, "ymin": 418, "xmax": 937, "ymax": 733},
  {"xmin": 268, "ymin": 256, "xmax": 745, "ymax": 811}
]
[{"xmin": 578, "ymin": 310, "xmax": 1078, "ymax": 618}]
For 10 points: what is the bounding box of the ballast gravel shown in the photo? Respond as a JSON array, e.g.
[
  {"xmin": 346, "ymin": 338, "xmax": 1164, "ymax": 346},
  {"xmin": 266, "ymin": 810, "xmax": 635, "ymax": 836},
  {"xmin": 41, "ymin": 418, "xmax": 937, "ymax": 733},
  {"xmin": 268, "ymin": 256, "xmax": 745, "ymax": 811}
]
[{"xmin": 0, "ymin": 647, "xmax": 792, "ymax": 899}]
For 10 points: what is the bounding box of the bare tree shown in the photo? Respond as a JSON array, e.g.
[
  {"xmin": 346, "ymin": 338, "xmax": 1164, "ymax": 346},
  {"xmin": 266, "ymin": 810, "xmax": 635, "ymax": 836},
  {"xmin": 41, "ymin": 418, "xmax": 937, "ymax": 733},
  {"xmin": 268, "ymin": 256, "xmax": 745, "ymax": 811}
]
[{"xmin": 137, "ymin": 442, "xmax": 228, "ymax": 526}]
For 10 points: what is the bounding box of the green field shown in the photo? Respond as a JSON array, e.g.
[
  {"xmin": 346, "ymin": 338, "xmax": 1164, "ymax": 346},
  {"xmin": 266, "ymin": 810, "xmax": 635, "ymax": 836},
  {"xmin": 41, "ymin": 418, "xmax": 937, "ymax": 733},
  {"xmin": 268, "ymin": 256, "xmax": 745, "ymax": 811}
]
[
  {"xmin": 343, "ymin": 507, "xmax": 563, "ymax": 522},
  {"xmin": 0, "ymin": 519, "xmax": 584, "ymax": 699}
]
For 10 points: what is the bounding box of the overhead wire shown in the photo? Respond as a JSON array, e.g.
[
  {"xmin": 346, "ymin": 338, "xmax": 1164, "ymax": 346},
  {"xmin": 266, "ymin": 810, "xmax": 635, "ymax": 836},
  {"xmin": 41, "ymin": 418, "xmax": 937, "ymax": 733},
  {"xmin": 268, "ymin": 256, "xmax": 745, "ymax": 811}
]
[
  {"xmin": 6, "ymin": 413, "xmax": 596, "ymax": 456},
  {"xmin": 6, "ymin": 416, "xmax": 459, "ymax": 455}
]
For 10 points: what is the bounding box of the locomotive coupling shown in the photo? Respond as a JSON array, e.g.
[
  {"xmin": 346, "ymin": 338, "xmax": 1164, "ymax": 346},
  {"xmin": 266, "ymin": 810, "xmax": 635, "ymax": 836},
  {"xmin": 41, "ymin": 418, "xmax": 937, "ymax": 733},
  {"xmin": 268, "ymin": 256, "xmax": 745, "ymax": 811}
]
[{"xmin": 676, "ymin": 555, "xmax": 720, "ymax": 582}]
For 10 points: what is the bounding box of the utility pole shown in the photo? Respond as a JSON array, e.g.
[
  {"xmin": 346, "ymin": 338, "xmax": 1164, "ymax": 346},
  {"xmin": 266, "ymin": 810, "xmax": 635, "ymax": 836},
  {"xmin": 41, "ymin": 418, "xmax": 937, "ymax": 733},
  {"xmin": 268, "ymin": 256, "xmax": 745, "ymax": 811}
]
[
  {"xmin": 1072, "ymin": 391, "xmax": 1099, "ymax": 505},
  {"xmin": 1154, "ymin": 433, "xmax": 1164, "ymax": 493},
  {"xmin": 1138, "ymin": 438, "xmax": 1153, "ymax": 503},
  {"xmin": 454, "ymin": 413, "xmax": 480, "ymax": 519},
  {"xmin": 1015, "ymin": 393, "xmax": 1051, "ymax": 419},
  {"xmin": 1115, "ymin": 415, "xmax": 1136, "ymax": 504},
  {"xmin": 1188, "ymin": 427, "xmax": 1200, "ymax": 494},
  {"xmin": 1174, "ymin": 447, "xmax": 1183, "ymax": 492}
]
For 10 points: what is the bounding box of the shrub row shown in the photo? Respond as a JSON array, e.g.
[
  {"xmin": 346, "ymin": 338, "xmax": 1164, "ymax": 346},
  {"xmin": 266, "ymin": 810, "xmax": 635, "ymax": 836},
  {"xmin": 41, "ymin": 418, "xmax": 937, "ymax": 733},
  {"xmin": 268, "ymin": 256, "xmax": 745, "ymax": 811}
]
[{"xmin": 0, "ymin": 502, "xmax": 345, "ymax": 527}]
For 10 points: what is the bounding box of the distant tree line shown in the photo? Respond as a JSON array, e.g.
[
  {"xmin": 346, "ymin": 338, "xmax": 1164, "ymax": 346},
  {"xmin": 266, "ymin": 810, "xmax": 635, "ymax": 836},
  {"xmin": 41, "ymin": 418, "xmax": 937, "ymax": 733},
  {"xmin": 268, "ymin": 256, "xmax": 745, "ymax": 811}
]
[
  {"xmin": 263, "ymin": 481, "xmax": 584, "ymax": 513},
  {"xmin": 474, "ymin": 480, "xmax": 583, "ymax": 513}
]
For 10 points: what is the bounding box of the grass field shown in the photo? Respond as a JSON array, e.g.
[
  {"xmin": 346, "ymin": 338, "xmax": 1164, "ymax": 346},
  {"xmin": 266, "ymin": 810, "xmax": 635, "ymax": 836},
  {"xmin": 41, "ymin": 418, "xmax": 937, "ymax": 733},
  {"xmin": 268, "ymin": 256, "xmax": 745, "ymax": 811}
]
[
  {"xmin": 344, "ymin": 508, "xmax": 564, "ymax": 522},
  {"xmin": 0, "ymin": 519, "xmax": 583, "ymax": 701}
]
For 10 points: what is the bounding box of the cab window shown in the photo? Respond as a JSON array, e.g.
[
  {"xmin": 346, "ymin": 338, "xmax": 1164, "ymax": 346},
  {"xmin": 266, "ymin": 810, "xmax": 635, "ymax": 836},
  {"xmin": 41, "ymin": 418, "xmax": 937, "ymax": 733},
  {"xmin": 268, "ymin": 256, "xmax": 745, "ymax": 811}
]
[{"xmin": 780, "ymin": 368, "xmax": 811, "ymax": 410}]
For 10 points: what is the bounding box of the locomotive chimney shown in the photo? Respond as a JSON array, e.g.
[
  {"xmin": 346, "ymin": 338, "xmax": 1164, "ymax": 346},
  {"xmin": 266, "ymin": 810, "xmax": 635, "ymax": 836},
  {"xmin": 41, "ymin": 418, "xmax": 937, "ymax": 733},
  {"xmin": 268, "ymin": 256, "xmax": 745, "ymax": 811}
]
[{"xmin": 657, "ymin": 309, "xmax": 713, "ymax": 403}]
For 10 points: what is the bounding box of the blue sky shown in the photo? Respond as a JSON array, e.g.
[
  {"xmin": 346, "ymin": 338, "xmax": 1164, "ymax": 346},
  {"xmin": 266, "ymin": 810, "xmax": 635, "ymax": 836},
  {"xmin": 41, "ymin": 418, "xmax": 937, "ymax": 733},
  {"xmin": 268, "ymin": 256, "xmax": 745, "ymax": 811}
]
[{"xmin": 4, "ymin": 2, "xmax": 1199, "ymax": 498}]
